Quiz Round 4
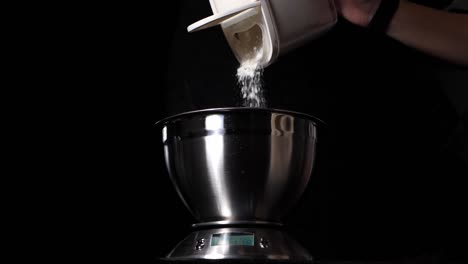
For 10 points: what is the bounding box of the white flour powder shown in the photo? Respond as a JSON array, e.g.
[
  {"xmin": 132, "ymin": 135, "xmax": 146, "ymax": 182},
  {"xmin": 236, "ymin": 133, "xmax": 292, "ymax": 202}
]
[
  {"xmin": 236, "ymin": 47, "xmax": 265, "ymax": 108},
  {"xmin": 225, "ymin": 7, "xmax": 267, "ymax": 108}
]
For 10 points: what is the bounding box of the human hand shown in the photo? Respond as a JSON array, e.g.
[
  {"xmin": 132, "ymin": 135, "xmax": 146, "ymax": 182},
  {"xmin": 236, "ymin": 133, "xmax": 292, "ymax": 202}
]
[{"xmin": 334, "ymin": 0, "xmax": 383, "ymax": 27}]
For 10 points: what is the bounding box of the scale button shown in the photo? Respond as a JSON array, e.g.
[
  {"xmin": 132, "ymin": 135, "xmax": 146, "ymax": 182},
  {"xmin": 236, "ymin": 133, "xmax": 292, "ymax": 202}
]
[
  {"xmin": 195, "ymin": 238, "xmax": 205, "ymax": 250},
  {"xmin": 259, "ymin": 238, "xmax": 269, "ymax": 249}
]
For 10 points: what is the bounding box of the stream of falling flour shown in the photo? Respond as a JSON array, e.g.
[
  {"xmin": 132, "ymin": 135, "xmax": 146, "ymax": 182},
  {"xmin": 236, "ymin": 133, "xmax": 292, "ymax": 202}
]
[{"xmin": 236, "ymin": 47, "xmax": 266, "ymax": 108}]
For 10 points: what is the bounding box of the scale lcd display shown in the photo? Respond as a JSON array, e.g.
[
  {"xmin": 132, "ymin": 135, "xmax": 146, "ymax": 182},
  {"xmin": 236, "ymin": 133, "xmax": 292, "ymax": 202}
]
[{"xmin": 211, "ymin": 232, "xmax": 255, "ymax": 246}]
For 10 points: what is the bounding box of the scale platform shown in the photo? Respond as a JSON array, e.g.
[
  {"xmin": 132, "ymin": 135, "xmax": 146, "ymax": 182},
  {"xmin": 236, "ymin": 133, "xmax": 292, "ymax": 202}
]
[{"xmin": 163, "ymin": 226, "xmax": 313, "ymax": 261}]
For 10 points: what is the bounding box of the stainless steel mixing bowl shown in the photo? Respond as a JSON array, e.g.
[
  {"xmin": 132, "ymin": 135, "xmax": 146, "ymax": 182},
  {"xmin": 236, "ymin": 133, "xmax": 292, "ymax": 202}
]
[{"xmin": 156, "ymin": 107, "xmax": 322, "ymax": 227}]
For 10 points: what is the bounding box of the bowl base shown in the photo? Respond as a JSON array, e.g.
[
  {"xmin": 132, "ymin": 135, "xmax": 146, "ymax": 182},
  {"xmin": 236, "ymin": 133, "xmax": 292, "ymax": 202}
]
[{"xmin": 192, "ymin": 220, "xmax": 283, "ymax": 229}]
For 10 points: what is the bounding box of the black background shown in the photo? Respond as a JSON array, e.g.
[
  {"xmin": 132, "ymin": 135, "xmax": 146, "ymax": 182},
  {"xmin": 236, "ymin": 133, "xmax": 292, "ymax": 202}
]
[{"xmin": 71, "ymin": 1, "xmax": 468, "ymax": 263}]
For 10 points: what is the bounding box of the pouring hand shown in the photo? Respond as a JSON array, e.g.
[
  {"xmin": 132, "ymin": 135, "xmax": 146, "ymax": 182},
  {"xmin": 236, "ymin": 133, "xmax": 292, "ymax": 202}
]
[
  {"xmin": 334, "ymin": 0, "xmax": 382, "ymax": 27},
  {"xmin": 334, "ymin": 0, "xmax": 468, "ymax": 66}
]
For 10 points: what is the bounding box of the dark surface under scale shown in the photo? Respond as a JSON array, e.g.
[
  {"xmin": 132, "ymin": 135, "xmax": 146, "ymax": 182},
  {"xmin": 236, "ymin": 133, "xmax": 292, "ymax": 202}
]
[{"xmin": 157, "ymin": 258, "xmax": 464, "ymax": 264}]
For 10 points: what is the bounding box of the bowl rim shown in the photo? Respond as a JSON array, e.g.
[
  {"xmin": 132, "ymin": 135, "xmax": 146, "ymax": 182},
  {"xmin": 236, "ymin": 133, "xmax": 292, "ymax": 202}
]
[{"xmin": 154, "ymin": 107, "xmax": 326, "ymax": 127}]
